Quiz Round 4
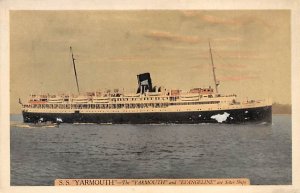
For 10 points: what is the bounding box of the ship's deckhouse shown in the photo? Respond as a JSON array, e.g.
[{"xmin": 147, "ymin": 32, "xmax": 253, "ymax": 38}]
[{"xmin": 22, "ymin": 81, "xmax": 270, "ymax": 115}]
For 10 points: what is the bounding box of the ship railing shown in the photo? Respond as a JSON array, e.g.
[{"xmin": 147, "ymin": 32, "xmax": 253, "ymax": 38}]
[
  {"xmin": 214, "ymin": 94, "xmax": 237, "ymax": 98},
  {"xmin": 24, "ymin": 98, "xmax": 227, "ymax": 110},
  {"xmin": 239, "ymin": 98, "xmax": 271, "ymax": 106},
  {"xmin": 23, "ymin": 102, "xmax": 173, "ymax": 110}
]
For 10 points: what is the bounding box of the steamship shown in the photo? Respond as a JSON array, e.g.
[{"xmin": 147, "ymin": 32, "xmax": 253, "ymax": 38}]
[{"xmin": 20, "ymin": 44, "xmax": 272, "ymax": 124}]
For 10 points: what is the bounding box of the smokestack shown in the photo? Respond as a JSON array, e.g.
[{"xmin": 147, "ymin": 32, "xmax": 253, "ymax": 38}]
[{"xmin": 136, "ymin": 73, "xmax": 153, "ymax": 94}]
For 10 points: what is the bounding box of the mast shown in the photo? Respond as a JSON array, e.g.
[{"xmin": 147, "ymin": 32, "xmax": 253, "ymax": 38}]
[
  {"xmin": 208, "ymin": 41, "xmax": 219, "ymax": 93},
  {"xmin": 70, "ymin": 46, "xmax": 80, "ymax": 94}
]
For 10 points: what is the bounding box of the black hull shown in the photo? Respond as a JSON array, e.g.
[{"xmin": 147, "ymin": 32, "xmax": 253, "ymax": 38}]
[{"xmin": 22, "ymin": 106, "xmax": 272, "ymax": 124}]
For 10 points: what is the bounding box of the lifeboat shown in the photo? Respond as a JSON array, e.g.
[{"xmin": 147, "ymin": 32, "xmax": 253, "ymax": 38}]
[
  {"xmin": 180, "ymin": 93, "xmax": 199, "ymax": 101},
  {"xmin": 123, "ymin": 93, "xmax": 140, "ymax": 97},
  {"xmin": 92, "ymin": 97, "xmax": 109, "ymax": 103},
  {"xmin": 47, "ymin": 97, "xmax": 64, "ymax": 103},
  {"xmin": 72, "ymin": 97, "xmax": 89, "ymax": 103},
  {"xmin": 29, "ymin": 100, "xmax": 47, "ymax": 104},
  {"xmin": 147, "ymin": 92, "xmax": 161, "ymax": 96}
]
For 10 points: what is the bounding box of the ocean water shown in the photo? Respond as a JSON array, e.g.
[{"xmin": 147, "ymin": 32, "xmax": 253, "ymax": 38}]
[{"xmin": 10, "ymin": 114, "xmax": 291, "ymax": 185}]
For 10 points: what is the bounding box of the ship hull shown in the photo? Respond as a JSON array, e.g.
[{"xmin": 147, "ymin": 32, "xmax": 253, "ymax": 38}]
[{"xmin": 22, "ymin": 105, "xmax": 272, "ymax": 124}]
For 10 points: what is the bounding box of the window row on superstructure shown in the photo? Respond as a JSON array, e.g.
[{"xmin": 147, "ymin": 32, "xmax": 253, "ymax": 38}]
[{"xmin": 24, "ymin": 101, "xmax": 221, "ymax": 109}]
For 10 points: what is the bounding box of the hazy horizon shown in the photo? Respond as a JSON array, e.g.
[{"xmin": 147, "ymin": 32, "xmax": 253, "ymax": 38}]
[{"xmin": 10, "ymin": 10, "xmax": 291, "ymax": 114}]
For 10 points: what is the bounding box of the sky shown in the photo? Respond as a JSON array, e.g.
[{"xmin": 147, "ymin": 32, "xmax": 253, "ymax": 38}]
[{"xmin": 10, "ymin": 10, "xmax": 291, "ymax": 113}]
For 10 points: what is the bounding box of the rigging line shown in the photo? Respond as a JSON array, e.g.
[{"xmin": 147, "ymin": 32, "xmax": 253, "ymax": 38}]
[
  {"xmin": 212, "ymin": 48, "xmax": 245, "ymax": 71},
  {"xmin": 212, "ymin": 49, "xmax": 234, "ymax": 68}
]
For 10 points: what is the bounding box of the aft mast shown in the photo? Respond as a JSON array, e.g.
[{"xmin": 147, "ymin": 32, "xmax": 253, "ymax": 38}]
[
  {"xmin": 208, "ymin": 41, "xmax": 220, "ymax": 94},
  {"xmin": 70, "ymin": 46, "xmax": 80, "ymax": 94}
]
